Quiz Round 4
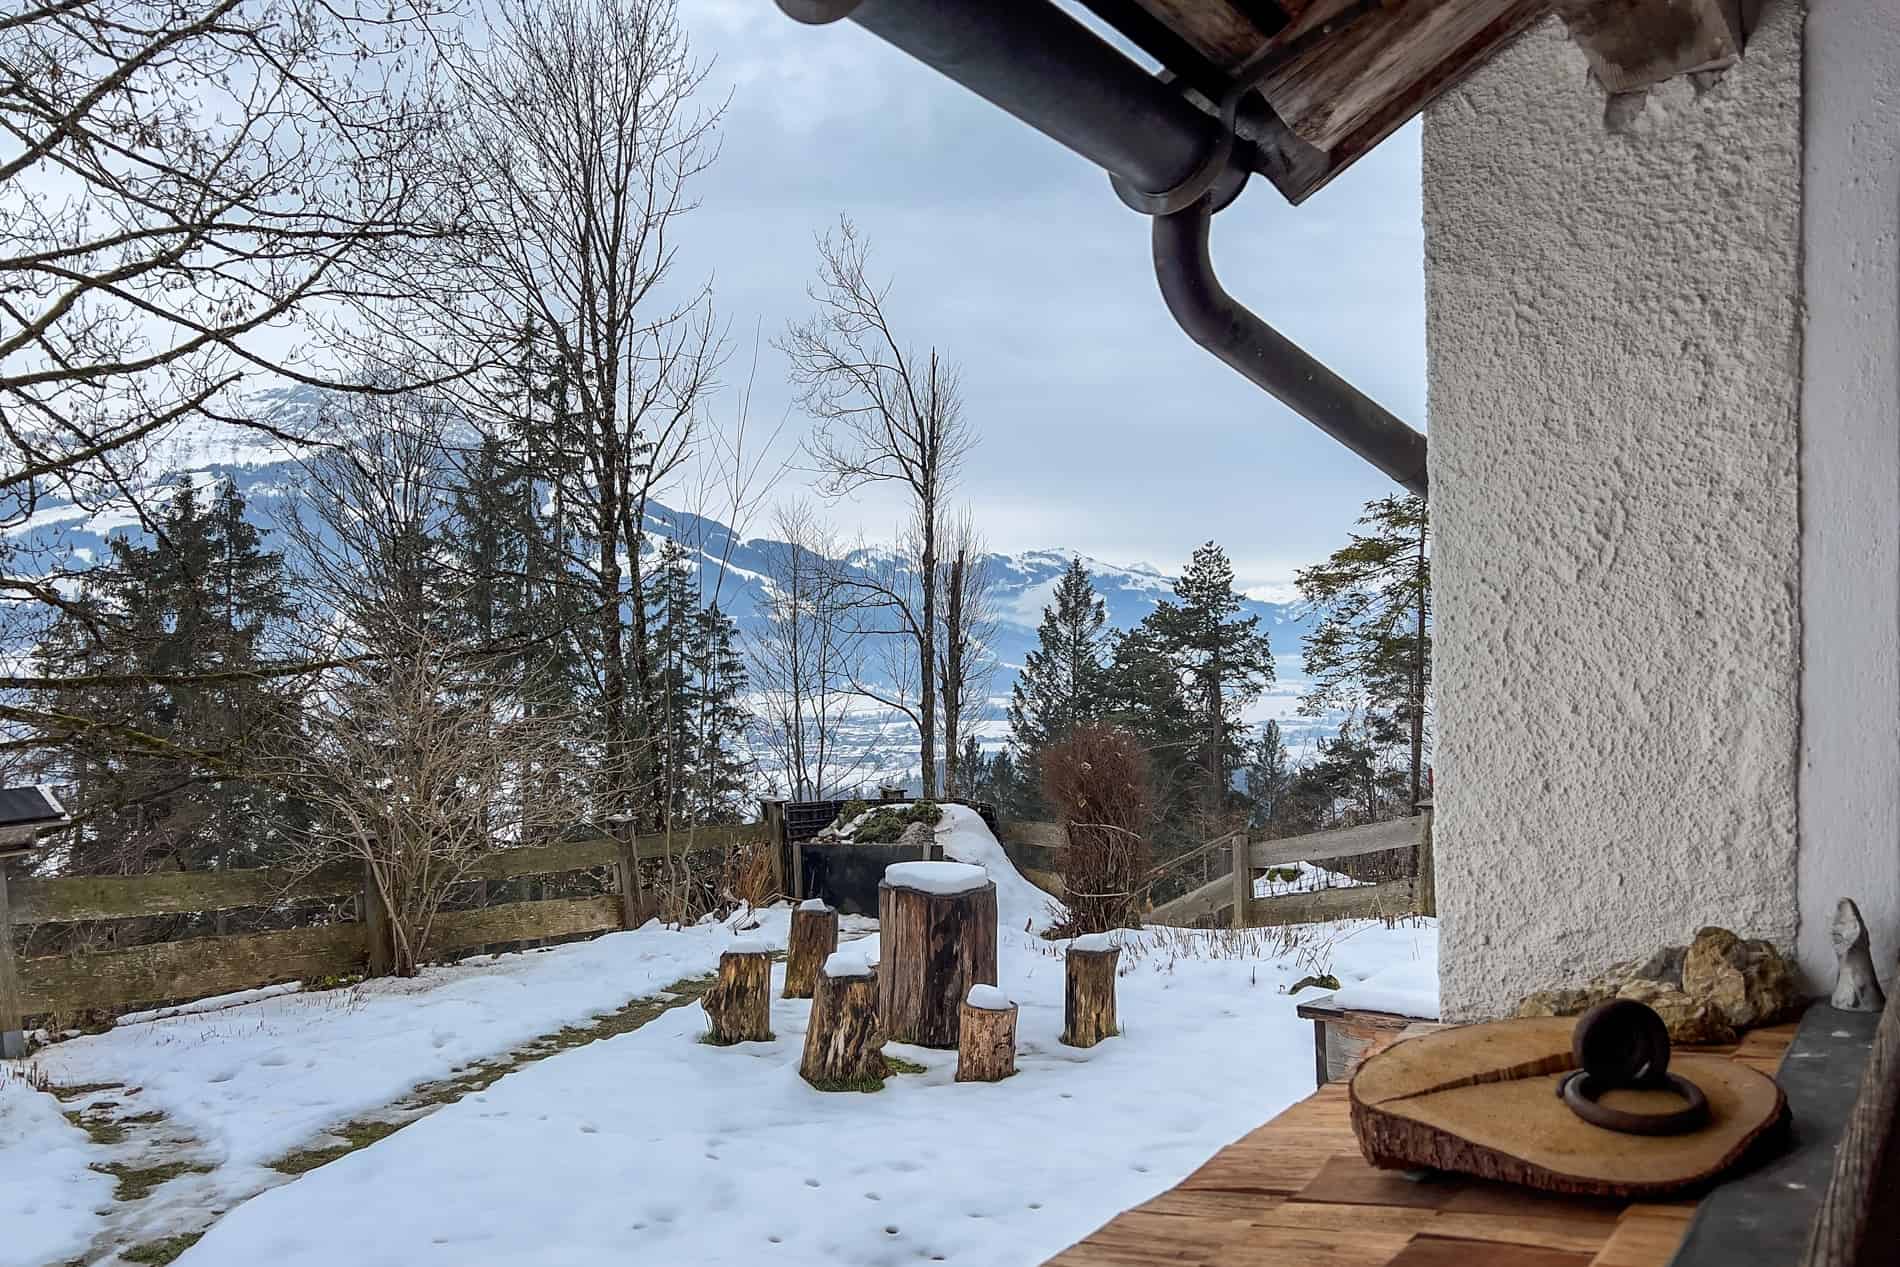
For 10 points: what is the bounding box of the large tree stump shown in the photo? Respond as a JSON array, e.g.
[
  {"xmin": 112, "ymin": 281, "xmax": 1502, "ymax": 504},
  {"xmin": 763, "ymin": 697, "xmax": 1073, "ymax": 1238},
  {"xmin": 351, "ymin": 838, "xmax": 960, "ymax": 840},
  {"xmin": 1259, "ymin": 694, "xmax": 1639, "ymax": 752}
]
[
  {"xmin": 783, "ymin": 899, "xmax": 839, "ymax": 999},
  {"xmin": 1062, "ymin": 935, "xmax": 1121, "ymax": 1048},
  {"xmin": 957, "ymin": 985, "xmax": 1018, "ymax": 1083},
  {"xmin": 877, "ymin": 861, "xmax": 998, "ymax": 1048},
  {"xmin": 703, "ymin": 941, "xmax": 773, "ymax": 1044},
  {"xmin": 800, "ymin": 953, "xmax": 888, "ymax": 1090}
]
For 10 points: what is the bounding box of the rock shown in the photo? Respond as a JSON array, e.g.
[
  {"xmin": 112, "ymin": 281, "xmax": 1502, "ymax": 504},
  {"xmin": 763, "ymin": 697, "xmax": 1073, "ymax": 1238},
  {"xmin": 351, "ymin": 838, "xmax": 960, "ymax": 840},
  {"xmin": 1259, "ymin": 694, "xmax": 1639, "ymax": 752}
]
[
  {"xmin": 1682, "ymin": 927, "xmax": 1802, "ymax": 1030},
  {"xmin": 1830, "ymin": 898, "xmax": 1886, "ymax": 1013},
  {"xmin": 1614, "ymin": 979, "xmax": 1737, "ymax": 1046},
  {"xmin": 1516, "ymin": 984, "xmax": 1617, "ymax": 1019},
  {"xmin": 898, "ymin": 820, "xmax": 935, "ymax": 850}
]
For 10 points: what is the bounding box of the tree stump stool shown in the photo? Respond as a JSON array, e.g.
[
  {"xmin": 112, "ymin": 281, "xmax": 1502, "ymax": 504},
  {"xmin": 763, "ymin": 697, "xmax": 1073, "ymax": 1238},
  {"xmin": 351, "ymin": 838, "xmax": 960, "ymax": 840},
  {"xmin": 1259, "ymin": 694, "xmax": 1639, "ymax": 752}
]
[
  {"xmin": 957, "ymin": 985, "xmax": 1018, "ymax": 1082},
  {"xmin": 800, "ymin": 952, "xmax": 888, "ymax": 1090},
  {"xmin": 877, "ymin": 861, "xmax": 998, "ymax": 1048},
  {"xmin": 703, "ymin": 940, "xmax": 773, "ymax": 1044},
  {"xmin": 783, "ymin": 899, "xmax": 839, "ymax": 999},
  {"xmin": 1062, "ymin": 934, "xmax": 1120, "ymax": 1048}
]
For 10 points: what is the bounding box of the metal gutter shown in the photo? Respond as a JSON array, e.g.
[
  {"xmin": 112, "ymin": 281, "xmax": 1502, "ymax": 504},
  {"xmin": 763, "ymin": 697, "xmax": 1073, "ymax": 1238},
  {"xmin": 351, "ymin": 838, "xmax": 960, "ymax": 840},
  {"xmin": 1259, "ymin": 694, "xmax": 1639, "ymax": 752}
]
[{"xmin": 778, "ymin": 0, "xmax": 1428, "ymax": 497}]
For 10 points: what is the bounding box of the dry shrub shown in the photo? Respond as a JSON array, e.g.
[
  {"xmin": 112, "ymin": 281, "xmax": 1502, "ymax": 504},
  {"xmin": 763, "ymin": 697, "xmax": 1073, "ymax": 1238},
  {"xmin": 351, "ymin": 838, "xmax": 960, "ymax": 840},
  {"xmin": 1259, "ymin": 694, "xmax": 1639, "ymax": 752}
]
[{"xmin": 1042, "ymin": 724, "xmax": 1152, "ymax": 935}]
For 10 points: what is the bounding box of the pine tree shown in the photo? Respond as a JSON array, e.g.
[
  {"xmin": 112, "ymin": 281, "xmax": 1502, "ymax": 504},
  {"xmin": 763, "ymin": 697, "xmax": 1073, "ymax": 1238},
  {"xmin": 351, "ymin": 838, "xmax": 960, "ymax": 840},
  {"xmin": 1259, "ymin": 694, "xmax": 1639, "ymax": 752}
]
[
  {"xmin": 686, "ymin": 602, "xmax": 753, "ymax": 822},
  {"xmin": 1138, "ymin": 542, "xmax": 1275, "ymax": 831},
  {"xmin": 644, "ymin": 537, "xmax": 700, "ymax": 823},
  {"xmin": 1245, "ymin": 719, "xmax": 1292, "ymax": 831},
  {"xmin": 36, "ymin": 478, "xmax": 303, "ymax": 875},
  {"xmin": 1294, "ymin": 494, "xmax": 1431, "ymax": 811},
  {"xmin": 1004, "ymin": 558, "xmax": 1109, "ymax": 807}
]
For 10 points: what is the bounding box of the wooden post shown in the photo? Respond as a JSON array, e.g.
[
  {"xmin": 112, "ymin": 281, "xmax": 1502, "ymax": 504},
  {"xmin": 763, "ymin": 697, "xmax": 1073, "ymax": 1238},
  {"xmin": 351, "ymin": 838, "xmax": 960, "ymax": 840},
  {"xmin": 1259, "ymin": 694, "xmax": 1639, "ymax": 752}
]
[
  {"xmin": 361, "ymin": 862, "xmax": 393, "ymax": 978},
  {"xmin": 877, "ymin": 861, "xmax": 998, "ymax": 1048},
  {"xmin": 956, "ymin": 986, "xmax": 1018, "ymax": 1082},
  {"xmin": 614, "ymin": 820, "xmax": 646, "ymax": 930},
  {"xmin": 1414, "ymin": 804, "xmax": 1436, "ymax": 919},
  {"xmin": 763, "ymin": 801, "xmax": 789, "ymax": 900},
  {"xmin": 1062, "ymin": 936, "xmax": 1121, "ymax": 1048},
  {"xmin": 703, "ymin": 943, "xmax": 773, "ymax": 1044},
  {"xmin": 783, "ymin": 900, "xmax": 839, "ymax": 999},
  {"xmin": 0, "ymin": 862, "xmax": 26, "ymax": 1059},
  {"xmin": 800, "ymin": 954, "xmax": 887, "ymax": 1089},
  {"xmin": 1230, "ymin": 831, "xmax": 1251, "ymax": 930}
]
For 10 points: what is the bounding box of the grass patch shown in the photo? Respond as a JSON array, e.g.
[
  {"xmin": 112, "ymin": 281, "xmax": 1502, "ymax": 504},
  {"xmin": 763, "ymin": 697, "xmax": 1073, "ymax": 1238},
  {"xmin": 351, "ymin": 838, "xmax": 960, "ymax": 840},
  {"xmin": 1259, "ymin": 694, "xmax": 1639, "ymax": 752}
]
[
  {"xmin": 806, "ymin": 1074, "xmax": 887, "ymax": 1093},
  {"xmin": 699, "ymin": 1030, "xmax": 775, "ymax": 1047},
  {"xmin": 121, "ymin": 1233, "xmax": 205, "ymax": 1265},
  {"xmin": 884, "ymin": 1055, "xmax": 927, "ymax": 1075},
  {"xmin": 90, "ymin": 1160, "xmax": 214, "ymax": 1203},
  {"xmin": 50, "ymin": 1080, "xmax": 121, "ymax": 1101},
  {"xmin": 266, "ymin": 974, "xmax": 718, "ymax": 1176}
]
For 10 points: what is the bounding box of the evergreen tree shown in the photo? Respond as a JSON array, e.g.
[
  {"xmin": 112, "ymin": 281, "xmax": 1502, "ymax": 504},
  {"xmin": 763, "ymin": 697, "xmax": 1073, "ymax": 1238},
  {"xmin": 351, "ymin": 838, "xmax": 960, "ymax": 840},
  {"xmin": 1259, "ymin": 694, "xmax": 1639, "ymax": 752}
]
[
  {"xmin": 1244, "ymin": 719, "xmax": 1292, "ymax": 831},
  {"xmin": 36, "ymin": 477, "xmax": 303, "ymax": 875},
  {"xmin": 1004, "ymin": 557, "xmax": 1109, "ymax": 810},
  {"xmin": 1295, "ymin": 494, "xmax": 1431, "ymax": 811},
  {"xmin": 1103, "ymin": 619, "xmax": 1200, "ymax": 840},
  {"xmin": 1137, "ymin": 542, "xmax": 1274, "ymax": 830},
  {"xmin": 686, "ymin": 602, "xmax": 753, "ymax": 822}
]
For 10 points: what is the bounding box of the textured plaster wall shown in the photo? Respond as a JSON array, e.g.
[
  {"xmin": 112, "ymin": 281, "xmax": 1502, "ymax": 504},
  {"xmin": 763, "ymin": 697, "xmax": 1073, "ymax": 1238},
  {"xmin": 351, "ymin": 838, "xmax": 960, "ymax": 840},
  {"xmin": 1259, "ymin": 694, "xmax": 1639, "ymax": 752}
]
[
  {"xmin": 1423, "ymin": 6, "xmax": 1805, "ymax": 1020},
  {"xmin": 1798, "ymin": 0, "xmax": 1900, "ymax": 991}
]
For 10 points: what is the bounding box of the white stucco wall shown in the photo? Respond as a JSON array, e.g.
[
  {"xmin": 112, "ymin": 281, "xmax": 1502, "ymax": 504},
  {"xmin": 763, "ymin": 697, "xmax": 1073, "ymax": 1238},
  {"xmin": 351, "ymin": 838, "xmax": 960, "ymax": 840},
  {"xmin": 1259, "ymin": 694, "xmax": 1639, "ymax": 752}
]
[
  {"xmin": 1797, "ymin": 0, "xmax": 1900, "ymax": 991},
  {"xmin": 1423, "ymin": 6, "xmax": 1805, "ymax": 1019}
]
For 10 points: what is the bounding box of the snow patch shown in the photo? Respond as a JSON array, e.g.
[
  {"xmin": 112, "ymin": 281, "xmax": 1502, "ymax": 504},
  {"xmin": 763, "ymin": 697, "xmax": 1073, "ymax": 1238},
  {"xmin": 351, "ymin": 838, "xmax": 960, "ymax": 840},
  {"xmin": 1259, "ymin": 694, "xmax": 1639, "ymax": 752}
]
[
  {"xmin": 823, "ymin": 951, "xmax": 873, "ymax": 979},
  {"xmin": 884, "ymin": 860, "xmax": 988, "ymax": 895},
  {"xmin": 1067, "ymin": 932, "xmax": 1121, "ymax": 953},
  {"xmin": 965, "ymin": 984, "xmax": 1013, "ymax": 1011},
  {"xmin": 1329, "ymin": 957, "xmax": 1440, "ymax": 1019}
]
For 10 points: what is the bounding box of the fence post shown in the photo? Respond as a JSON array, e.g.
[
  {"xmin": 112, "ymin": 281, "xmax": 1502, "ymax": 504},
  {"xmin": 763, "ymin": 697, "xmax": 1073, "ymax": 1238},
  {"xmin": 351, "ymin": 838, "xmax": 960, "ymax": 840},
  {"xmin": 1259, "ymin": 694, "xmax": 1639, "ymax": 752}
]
[
  {"xmin": 762, "ymin": 801, "xmax": 789, "ymax": 900},
  {"xmin": 0, "ymin": 861, "xmax": 25, "ymax": 1058},
  {"xmin": 361, "ymin": 862, "xmax": 393, "ymax": 977},
  {"xmin": 1414, "ymin": 802, "xmax": 1436, "ymax": 918},
  {"xmin": 614, "ymin": 820, "xmax": 646, "ymax": 930},
  {"xmin": 1230, "ymin": 832, "xmax": 1251, "ymax": 931}
]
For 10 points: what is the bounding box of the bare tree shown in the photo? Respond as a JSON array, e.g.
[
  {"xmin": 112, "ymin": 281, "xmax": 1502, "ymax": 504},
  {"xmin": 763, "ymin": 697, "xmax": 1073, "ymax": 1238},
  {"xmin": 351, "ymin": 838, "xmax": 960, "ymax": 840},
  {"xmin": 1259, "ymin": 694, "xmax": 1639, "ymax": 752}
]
[
  {"xmin": 937, "ymin": 509, "xmax": 999, "ymax": 798},
  {"xmin": 750, "ymin": 500, "xmax": 868, "ymax": 800},
  {"xmin": 781, "ymin": 218, "xmax": 973, "ymax": 797},
  {"xmin": 282, "ymin": 637, "xmax": 585, "ymax": 976},
  {"xmin": 0, "ymin": 0, "xmax": 454, "ymax": 537},
  {"xmin": 350, "ymin": 0, "xmax": 724, "ymax": 823},
  {"xmin": 0, "ymin": 0, "xmax": 456, "ymax": 767}
]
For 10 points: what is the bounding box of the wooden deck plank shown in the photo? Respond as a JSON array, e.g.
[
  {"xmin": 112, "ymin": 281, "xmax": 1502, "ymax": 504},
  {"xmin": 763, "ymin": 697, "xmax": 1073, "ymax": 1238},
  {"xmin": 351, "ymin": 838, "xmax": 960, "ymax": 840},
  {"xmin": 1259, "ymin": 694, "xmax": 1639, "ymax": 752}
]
[{"xmin": 1040, "ymin": 1021, "xmax": 1801, "ymax": 1267}]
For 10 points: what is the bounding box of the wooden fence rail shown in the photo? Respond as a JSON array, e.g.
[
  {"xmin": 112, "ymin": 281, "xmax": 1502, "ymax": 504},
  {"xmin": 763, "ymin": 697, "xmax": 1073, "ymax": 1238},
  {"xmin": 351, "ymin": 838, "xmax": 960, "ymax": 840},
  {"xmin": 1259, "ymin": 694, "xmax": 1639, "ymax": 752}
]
[{"xmin": 2, "ymin": 820, "xmax": 773, "ymax": 1029}]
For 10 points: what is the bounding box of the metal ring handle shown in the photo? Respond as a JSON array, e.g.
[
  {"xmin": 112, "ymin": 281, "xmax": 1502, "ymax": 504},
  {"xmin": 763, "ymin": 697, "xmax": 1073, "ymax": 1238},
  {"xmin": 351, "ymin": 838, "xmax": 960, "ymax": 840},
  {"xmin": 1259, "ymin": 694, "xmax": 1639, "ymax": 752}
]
[{"xmin": 1559, "ymin": 1070, "xmax": 1711, "ymax": 1136}]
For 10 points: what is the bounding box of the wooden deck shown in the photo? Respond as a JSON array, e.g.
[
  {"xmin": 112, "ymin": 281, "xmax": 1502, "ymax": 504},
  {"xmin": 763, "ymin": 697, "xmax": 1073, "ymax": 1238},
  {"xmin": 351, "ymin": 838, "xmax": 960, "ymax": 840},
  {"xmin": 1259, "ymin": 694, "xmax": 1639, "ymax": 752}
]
[{"xmin": 1044, "ymin": 1023, "xmax": 1796, "ymax": 1267}]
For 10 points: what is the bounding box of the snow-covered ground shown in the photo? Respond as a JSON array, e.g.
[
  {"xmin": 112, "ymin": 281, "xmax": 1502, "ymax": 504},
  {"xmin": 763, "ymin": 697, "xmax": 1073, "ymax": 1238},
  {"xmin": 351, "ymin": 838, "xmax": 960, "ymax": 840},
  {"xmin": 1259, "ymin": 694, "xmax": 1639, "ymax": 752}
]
[{"xmin": 6, "ymin": 806, "xmax": 1436, "ymax": 1267}]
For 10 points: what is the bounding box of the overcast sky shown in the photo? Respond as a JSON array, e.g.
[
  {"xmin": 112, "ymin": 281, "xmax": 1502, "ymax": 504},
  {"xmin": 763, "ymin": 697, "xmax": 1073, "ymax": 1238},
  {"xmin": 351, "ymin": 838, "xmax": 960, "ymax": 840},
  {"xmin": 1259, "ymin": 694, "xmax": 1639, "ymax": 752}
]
[{"xmin": 676, "ymin": 1, "xmax": 1426, "ymax": 599}]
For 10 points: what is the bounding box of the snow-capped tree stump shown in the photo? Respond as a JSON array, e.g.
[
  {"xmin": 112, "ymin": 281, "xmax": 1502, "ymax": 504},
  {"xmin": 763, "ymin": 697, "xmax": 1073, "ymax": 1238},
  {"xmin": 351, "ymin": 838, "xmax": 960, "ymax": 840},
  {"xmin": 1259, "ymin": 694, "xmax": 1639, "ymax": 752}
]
[
  {"xmin": 703, "ymin": 941, "xmax": 773, "ymax": 1044},
  {"xmin": 956, "ymin": 985, "xmax": 1018, "ymax": 1082},
  {"xmin": 783, "ymin": 899, "xmax": 839, "ymax": 999},
  {"xmin": 1062, "ymin": 935, "xmax": 1121, "ymax": 1048},
  {"xmin": 878, "ymin": 861, "xmax": 998, "ymax": 1048},
  {"xmin": 800, "ymin": 952, "xmax": 888, "ymax": 1089}
]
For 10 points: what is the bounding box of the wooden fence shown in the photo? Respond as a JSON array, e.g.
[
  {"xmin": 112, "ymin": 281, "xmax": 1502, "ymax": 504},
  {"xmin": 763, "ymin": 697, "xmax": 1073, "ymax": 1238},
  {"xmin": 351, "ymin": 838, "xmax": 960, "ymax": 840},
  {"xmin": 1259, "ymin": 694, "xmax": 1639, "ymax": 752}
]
[
  {"xmin": 1145, "ymin": 811, "xmax": 1434, "ymax": 930},
  {"xmin": 0, "ymin": 821, "xmax": 769, "ymax": 1030},
  {"xmin": 0, "ymin": 804, "xmax": 1433, "ymax": 1035}
]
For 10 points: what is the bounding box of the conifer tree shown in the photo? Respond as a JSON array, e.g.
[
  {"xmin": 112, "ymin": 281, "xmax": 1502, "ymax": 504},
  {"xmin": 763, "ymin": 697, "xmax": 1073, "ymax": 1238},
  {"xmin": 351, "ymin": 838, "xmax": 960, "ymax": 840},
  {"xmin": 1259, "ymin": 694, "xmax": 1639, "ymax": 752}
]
[
  {"xmin": 1137, "ymin": 542, "xmax": 1275, "ymax": 830},
  {"xmin": 1294, "ymin": 494, "xmax": 1431, "ymax": 811},
  {"xmin": 1004, "ymin": 558, "xmax": 1109, "ymax": 805},
  {"xmin": 686, "ymin": 602, "xmax": 753, "ymax": 822},
  {"xmin": 1245, "ymin": 719, "xmax": 1292, "ymax": 831}
]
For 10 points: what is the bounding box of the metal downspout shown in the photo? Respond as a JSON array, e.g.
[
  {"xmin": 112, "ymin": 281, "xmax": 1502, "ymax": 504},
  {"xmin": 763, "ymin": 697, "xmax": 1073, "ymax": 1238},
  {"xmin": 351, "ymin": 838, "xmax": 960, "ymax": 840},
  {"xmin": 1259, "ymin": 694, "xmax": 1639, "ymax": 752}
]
[
  {"xmin": 1152, "ymin": 202, "xmax": 1428, "ymax": 495},
  {"xmin": 777, "ymin": 0, "xmax": 1428, "ymax": 497}
]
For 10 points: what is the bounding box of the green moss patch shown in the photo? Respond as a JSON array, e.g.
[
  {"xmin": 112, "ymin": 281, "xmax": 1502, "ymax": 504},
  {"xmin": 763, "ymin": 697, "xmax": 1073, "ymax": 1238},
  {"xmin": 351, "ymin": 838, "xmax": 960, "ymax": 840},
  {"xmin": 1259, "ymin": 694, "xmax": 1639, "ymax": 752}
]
[
  {"xmin": 121, "ymin": 1233, "xmax": 206, "ymax": 1264},
  {"xmin": 90, "ymin": 1160, "xmax": 214, "ymax": 1203}
]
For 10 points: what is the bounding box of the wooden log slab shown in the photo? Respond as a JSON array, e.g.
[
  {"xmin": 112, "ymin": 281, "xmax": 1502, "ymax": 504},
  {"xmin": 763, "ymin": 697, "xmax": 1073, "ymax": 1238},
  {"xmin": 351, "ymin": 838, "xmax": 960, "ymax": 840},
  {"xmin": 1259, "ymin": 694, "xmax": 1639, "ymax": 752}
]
[
  {"xmin": 957, "ymin": 985, "xmax": 1018, "ymax": 1083},
  {"xmin": 702, "ymin": 941, "xmax": 773, "ymax": 1045},
  {"xmin": 783, "ymin": 899, "xmax": 839, "ymax": 999},
  {"xmin": 877, "ymin": 862, "xmax": 998, "ymax": 1048},
  {"xmin": 1349, "ymin": 1016, "xmax": 1787, "ymax": 1197}
]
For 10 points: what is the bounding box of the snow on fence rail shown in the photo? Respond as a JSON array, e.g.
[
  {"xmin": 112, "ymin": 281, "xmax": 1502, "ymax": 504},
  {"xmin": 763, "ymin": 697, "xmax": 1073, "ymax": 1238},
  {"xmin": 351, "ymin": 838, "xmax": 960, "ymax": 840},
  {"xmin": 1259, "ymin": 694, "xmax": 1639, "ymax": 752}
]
[{"xmin": 0, "ymin": 821, "xmax": 771, "ymax": 1026}]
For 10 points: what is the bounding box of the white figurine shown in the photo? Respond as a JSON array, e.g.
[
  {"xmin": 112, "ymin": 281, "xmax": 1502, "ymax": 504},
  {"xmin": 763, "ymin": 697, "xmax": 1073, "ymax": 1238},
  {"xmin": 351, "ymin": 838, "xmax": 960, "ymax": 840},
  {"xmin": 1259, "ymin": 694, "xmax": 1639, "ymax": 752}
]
[{"xmin": 1830, "ymin": 898, "xmax": 1886, "ymax": 1012}]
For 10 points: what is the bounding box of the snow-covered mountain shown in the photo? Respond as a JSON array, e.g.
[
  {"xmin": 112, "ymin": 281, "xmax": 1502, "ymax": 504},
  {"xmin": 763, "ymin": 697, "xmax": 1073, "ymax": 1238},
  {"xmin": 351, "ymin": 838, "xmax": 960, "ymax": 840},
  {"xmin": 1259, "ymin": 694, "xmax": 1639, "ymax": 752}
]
[{"xmin": 7, "ymin": 387, "xmax": 1330, "ymax": 780}]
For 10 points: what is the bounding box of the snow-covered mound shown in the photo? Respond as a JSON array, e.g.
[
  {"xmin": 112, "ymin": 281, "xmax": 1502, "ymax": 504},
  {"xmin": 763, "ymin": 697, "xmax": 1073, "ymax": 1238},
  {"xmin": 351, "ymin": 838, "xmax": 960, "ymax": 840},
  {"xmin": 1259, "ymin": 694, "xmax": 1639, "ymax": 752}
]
[
  {"xmin": 934, "ymin": 803, "xmax": 1061, "ymax": 935},
  {"xmin": 1252, "ymin": 860, "xmax": 1367, "ymax": 900},
  {"xmin": 1329, "ymin": 956, "xmax": 1440, "ymax": 1018}
]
